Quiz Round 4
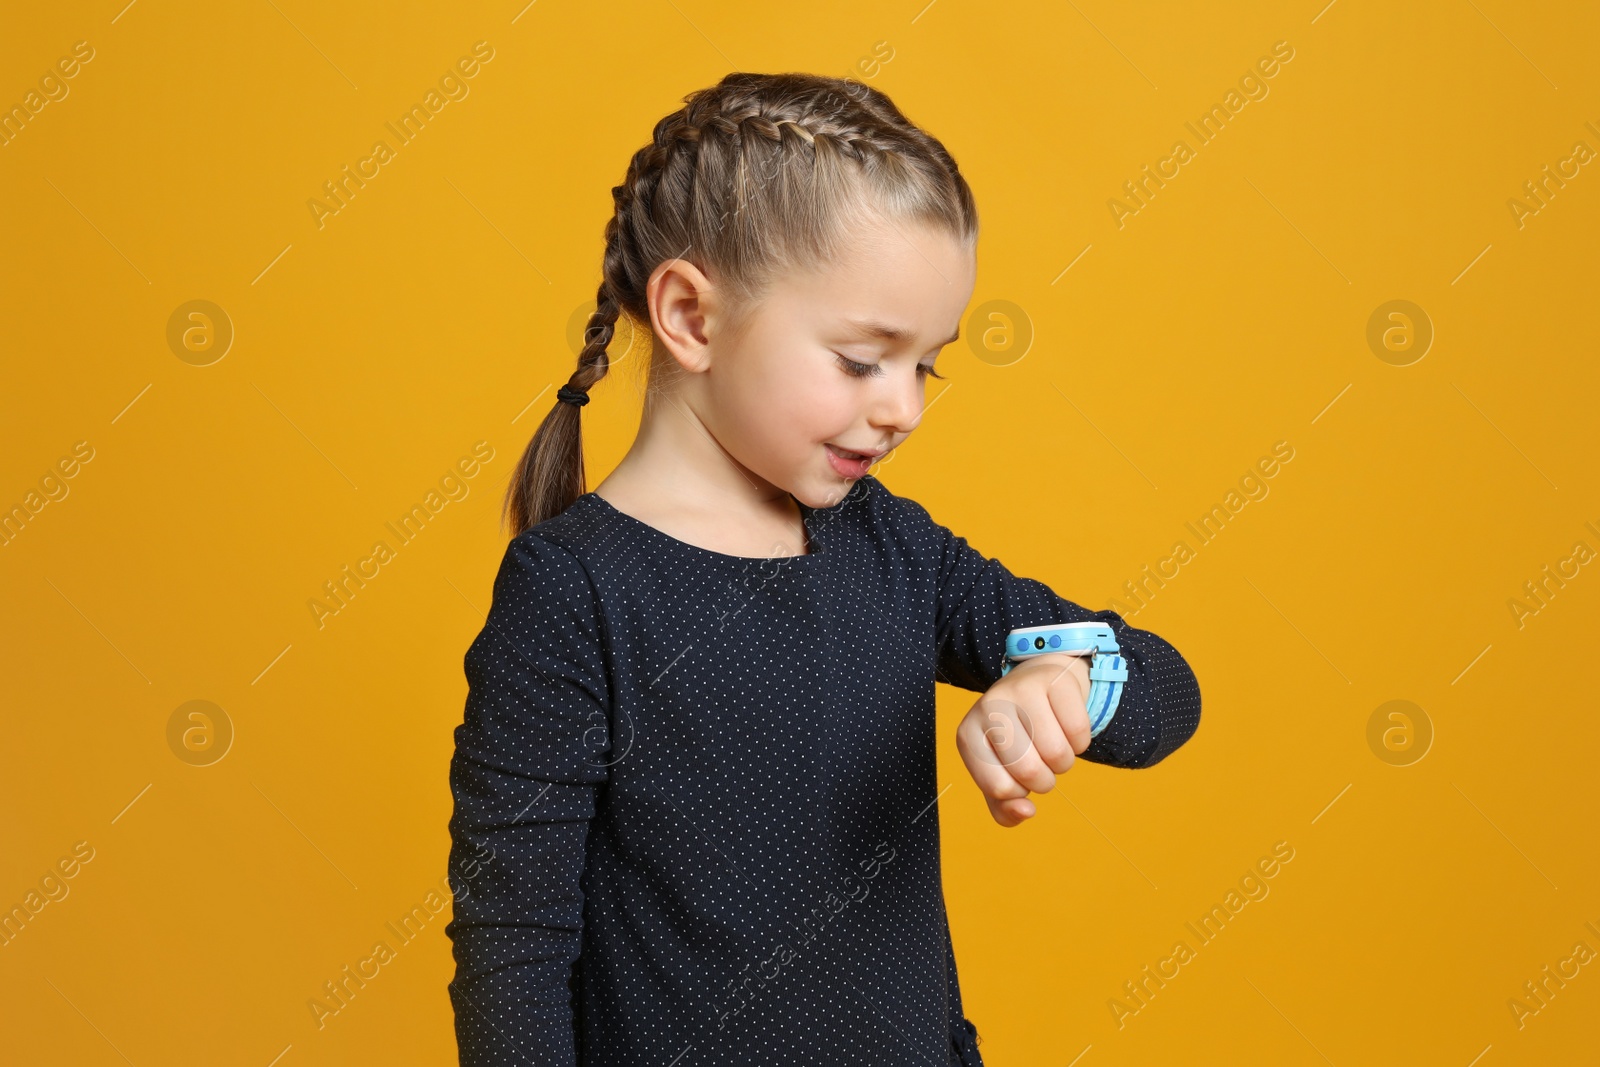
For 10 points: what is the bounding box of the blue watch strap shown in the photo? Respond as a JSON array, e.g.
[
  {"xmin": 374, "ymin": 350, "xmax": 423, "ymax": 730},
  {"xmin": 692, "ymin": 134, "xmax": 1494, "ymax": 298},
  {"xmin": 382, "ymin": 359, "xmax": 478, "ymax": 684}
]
[
  {"xmin": 1000, "ymin": 623, "xmax": 1127, "ymax": 739},
  {"xmin": 1083, "ymin": 651, "xmax": 1128, "ymax": 737}
]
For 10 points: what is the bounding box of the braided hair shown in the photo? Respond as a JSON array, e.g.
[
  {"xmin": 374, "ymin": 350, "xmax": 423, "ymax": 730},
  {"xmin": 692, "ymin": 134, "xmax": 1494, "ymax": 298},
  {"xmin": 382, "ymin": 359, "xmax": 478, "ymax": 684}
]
[{"xmin": 502, "ymin": 72, "xmax": 979, "ymax": 536}]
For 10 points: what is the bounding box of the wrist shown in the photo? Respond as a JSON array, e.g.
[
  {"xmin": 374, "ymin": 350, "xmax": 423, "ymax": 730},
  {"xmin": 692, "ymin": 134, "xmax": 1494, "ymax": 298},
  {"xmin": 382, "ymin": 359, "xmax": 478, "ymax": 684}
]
[
  {"xmin": 1007, "ymin": 650, "xmax": 1091, "ymax": 697},
  {"xmin": 1007, "ymin": 650, "xmax": 1089, "ymax": 672},
  {"xmin": 1001, "ymin": 623, "xmax": 1128, "ymax": 739}
]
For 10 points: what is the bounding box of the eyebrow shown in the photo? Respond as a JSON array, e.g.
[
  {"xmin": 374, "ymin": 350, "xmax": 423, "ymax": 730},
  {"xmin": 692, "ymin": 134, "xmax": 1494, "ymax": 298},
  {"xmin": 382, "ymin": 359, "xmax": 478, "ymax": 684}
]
[{"xmin": 841, "ymin": 318, "xmax": 961, "ymax": 348}]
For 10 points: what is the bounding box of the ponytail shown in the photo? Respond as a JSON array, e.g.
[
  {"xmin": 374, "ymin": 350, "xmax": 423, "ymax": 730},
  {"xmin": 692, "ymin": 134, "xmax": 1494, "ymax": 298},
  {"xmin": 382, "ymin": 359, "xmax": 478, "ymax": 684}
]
[{"xmin": 501, "ymin": 288, "xmax": 621, "ymax": 537}]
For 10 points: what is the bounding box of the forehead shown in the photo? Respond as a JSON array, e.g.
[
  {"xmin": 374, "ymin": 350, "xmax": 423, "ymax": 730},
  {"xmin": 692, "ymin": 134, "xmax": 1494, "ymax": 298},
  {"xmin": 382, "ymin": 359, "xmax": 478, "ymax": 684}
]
[{"xmin": 771, "ymin": 220, "xmax": 976, "ymax": 345}]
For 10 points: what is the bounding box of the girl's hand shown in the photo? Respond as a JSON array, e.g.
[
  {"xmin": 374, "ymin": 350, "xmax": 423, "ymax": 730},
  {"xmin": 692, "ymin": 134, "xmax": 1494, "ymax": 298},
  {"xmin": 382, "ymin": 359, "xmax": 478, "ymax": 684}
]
[{"xmin": 955, "ymin": 653, "xmax": 1093, "ymax": 827}]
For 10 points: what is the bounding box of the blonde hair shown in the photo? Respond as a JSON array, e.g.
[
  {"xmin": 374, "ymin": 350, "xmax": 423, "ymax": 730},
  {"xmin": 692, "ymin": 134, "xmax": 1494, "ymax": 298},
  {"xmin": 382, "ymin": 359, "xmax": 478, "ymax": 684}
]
[{"xmin": 502, "ymin": 71, "xmax": 979, "ymax": 536}]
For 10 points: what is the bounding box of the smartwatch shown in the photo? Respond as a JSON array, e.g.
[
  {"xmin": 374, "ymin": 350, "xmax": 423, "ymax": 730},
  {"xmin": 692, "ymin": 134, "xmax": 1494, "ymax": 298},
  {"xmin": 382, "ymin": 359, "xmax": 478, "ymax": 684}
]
[{"xmin": 1000, "ymin": 622, "xmax": 1128, "ymax": 739}]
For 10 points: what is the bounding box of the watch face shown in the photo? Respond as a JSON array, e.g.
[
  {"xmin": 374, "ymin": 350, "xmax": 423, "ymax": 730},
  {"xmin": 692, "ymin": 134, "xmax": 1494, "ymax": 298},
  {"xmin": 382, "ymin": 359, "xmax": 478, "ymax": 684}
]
[
  {"xmin": 1007, "ymin": 623, "xmax": 1117, "ymax": 659},
  {"xmin": 1014, "ymin": 637, "xmax": 1094, "ymax": 656}
]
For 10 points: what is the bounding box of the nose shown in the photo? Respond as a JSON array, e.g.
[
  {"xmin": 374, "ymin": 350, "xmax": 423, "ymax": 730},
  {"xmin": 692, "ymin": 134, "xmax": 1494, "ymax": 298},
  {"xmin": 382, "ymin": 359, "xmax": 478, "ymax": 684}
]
[{"xmin": 868, "ymin": 365, "xmax": 928, "ymax": 439}]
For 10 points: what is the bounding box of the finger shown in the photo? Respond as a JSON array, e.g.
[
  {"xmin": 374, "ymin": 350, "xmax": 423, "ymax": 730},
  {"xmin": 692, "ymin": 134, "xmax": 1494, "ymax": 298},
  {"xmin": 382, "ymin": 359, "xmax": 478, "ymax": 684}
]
[
  {"xmin": 986, "ymin": 794, "xmax": 1036, "ymax": 827},
  {"xmin": 1035, "ymin": 656, "xmax": 1093, "ymax": 755},
  {"xmin": 956, "ymin": 707, "xmax": 1030, "ymax": 803},
  {"xmin": 1015, "ymin": 684, "xmax": 1079, "ymax": 775},
  {"xmin": 975, "ymin": 696, "xmax": 1061, "ymax": 795}
]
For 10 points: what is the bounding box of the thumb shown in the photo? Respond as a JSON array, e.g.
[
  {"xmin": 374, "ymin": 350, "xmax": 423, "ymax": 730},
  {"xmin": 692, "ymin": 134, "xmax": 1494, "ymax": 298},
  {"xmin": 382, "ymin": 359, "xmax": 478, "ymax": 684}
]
[{"xmin": 987, "ymin": 794, "xmax": 1037, "ymax": 827}]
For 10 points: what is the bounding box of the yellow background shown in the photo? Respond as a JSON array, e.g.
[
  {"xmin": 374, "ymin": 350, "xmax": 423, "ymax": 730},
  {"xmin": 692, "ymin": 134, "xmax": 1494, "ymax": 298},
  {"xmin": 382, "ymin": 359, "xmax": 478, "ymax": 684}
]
[{"xmin": 3, "ymin": 1, "xmax": 1597, "ymax": 1063}]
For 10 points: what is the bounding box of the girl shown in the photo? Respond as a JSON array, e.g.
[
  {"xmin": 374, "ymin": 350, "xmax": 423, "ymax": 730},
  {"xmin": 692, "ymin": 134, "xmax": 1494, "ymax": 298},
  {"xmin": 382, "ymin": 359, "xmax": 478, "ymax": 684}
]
[{"xmin": 446, "ymin": 72, "xmax": 1201, "ymax": 1066}]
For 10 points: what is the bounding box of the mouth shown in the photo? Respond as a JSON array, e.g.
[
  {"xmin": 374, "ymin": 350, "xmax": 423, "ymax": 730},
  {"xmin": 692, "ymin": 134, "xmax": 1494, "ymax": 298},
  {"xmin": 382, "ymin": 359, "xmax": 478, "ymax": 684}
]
[
  {"xmin": 827, "ymin": 444, "xmax": 883, "ymax": 461},
  {"xmin": 825, "ymin": 443, "xmax": 884, "ymax": 479}
]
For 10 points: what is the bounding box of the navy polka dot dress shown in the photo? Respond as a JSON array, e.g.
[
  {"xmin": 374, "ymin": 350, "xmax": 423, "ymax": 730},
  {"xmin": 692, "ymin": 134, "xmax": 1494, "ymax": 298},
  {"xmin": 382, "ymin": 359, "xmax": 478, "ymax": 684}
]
[{"xmin": 445, "ymin": 474, "xmax": 1201, "ymax": 1064}]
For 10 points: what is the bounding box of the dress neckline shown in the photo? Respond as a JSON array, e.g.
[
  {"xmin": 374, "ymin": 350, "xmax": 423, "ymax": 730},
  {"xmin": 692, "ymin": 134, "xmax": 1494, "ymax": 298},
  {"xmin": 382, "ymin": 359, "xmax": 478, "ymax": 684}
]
[{"xmin": 577, "ymin": 491, "xmax": 827, "ymax": 567}]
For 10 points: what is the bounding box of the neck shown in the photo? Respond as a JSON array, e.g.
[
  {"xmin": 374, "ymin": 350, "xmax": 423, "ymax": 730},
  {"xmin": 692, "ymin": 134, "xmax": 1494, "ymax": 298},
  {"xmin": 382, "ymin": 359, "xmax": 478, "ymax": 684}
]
[{"xmin": 600, "ymin": 383, "xmax": 793, "ymax": 520}]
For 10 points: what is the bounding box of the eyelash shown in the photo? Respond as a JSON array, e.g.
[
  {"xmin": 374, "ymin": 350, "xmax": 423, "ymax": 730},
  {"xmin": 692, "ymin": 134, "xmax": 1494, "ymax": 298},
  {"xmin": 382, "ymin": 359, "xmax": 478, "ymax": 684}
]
[{"xmin": 835, "ymin": 353, "xmax": 947, "ymax": 380}]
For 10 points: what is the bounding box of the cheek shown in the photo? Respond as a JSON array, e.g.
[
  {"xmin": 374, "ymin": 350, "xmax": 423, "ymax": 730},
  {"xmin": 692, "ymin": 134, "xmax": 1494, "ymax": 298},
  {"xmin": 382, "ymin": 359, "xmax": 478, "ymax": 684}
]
[
  {"xmin": 787, "ymin": 367, "xmax": 846, "ymax": 423},
  {"xmin": 731, "ymin": 350, "xmax": 845, "ymax": 440}
]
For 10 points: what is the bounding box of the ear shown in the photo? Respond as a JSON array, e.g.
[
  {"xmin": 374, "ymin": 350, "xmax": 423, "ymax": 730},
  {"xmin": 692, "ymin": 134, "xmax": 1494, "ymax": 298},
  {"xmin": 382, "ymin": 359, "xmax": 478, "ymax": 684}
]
[{"xmin": 646, "ymin": 258, "xmax": 724, "ymax": 375}]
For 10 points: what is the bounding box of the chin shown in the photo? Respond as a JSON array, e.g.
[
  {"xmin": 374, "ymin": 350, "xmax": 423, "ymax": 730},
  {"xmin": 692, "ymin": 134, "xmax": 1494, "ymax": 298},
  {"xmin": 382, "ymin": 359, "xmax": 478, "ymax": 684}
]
[{"xmin": 795, "ymin": 478, "xmax": 861, "ymax": 510}]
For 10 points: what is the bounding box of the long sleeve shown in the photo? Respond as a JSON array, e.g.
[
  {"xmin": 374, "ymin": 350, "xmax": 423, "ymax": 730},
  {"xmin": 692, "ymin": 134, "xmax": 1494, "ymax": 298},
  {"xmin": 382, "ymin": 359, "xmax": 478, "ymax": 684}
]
[
  {"xmin": 943, "ymin": 914, "xmax": 984, "ymax": 1066},
  {"xmin": 910, "ymin": 498, "xmax": 1201, "ymax": 769},
  {"xmin": 445, "ymin": 532, "xmax": 613, "ymax": 1065}
]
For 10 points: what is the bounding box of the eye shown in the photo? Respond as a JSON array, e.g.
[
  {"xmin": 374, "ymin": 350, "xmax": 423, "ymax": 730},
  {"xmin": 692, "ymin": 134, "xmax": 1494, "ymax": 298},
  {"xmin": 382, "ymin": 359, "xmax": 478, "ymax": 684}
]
[
  {"xmin": 835, "ymin": 352, "xmax": 947, "ymax": 381},
  {"xmin": 835, "ymin": 352, "xmax": 879, "ymax": 378}
]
